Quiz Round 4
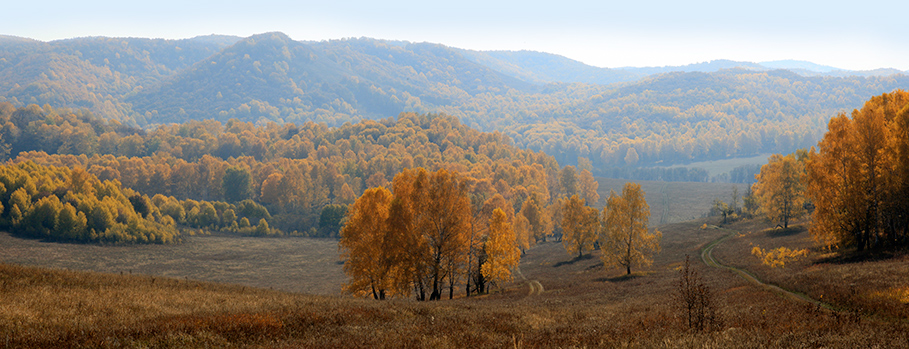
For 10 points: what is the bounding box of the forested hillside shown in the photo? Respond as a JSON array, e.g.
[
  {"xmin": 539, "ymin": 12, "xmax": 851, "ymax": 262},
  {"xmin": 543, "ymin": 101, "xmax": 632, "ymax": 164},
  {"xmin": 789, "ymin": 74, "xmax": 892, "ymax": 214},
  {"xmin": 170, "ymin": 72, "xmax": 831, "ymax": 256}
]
[
  {"xmin": 0, "ymin": 102, "xmax": 586, "ymax": 239},
  {"xmin": 2, "ymin": 32, "xmax": 908, "ymax": 172},
  {"xmin": 127, "ymin": 33, "xmax": 535, "ymax": 126}
]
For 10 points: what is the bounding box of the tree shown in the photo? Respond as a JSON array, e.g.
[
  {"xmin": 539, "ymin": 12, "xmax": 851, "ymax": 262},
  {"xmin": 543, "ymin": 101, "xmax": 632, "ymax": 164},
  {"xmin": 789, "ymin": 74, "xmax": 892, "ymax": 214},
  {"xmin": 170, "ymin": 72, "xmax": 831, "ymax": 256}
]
[
  {"xmin": 255, "ymin": 218, "xmax": 270, "ymax": 236},
  {"xmin": 806, "ymin": 90, "xmax": 909, "ymax": 250},
  {"xmin": 420, "ymin": 169, "xmax": 472, "ymax": 300},
  {"xmin": 513, "ymin": 213, "xmax": 532, "ymax": 253},
  {"xmin": 753, "ymin": 153, "xmax": 806, "ymax": 229},
  {"xmin": 519, "ymin": 195, "xmax": 550, "ymax": 243},
  {"xmin": 674, "ymin": 255, "xmax": 716, "ymax": 332},
  {"xmin": 482, "ymin": 208, "xmax": 520, "ymax": 287},
  {"xmin": 318, "ymin": 204, "xmax": 347, "ymax": 237},
  {"xmin": 560, "ymin": 195, "xmax": 599, "ymax": 258},
  {"xmin": 624, "ymin": 147, "xmax": 639, "ymax": 166},
  {"xmin": 222, "ymin": 166, "xmax": 253, "ymax": 203},
  {"xmin": 711, "ymin": 199, "xmax": 732, "ymax": 224},
  {"xmin": 600, "ymin": 182, "xmax": 661, "ymax": 275},
  {"xmin": 578, "ymin": 169, "xmax": 600, "ymax": 205},
  {"xmin": 558, "ymin": 166, "xmax": 578, "ymax": 197},
  {"xmin": 339, "ymin": 187, "xmax": 400, "ymax": 299}
]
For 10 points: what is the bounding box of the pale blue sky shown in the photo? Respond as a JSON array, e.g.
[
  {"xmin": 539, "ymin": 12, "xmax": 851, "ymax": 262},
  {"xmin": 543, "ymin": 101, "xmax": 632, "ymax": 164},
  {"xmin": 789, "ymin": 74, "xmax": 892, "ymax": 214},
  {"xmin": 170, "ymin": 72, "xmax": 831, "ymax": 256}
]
[{"xmin": 5, "ymin": 0, "xmax": 906, "ymax": 70}]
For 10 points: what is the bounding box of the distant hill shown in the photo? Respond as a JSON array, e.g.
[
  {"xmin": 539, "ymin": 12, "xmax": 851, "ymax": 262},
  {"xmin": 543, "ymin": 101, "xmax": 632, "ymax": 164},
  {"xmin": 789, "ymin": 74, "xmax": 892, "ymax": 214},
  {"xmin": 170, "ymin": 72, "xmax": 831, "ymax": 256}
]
[
  {"xmin": 0, "ymin": 35, "xmax": 235, "ymax": 124},
  {"xmin": 1, "ymin": 32, "xmax": 907, "ymax": 171},
  {"xmin": 459, "ymin": 49, "xmax": 641, "ymax": 85},
  {"xmin": 127, "ymin": 33, "xmax": 536, "ymax": 125},
  {"xmin": 759, "ymin": 60, "xmax": 840, "ymax": 73},
  {"xmin": 617, "ymin": 59, "xmax": 766, "ymax": 76}
]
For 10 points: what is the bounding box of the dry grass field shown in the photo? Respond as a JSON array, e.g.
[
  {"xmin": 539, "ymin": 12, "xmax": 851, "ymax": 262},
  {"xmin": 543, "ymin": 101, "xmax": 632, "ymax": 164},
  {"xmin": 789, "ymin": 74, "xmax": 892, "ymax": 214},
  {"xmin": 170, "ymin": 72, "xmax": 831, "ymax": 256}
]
[
  {"xmin": 0, "ymin": 233, "xmax": 346, "ymax": 295},
  {"xmin": 594, "ymin": 177, "xmax": 748, "ymax": 225},
  {"xmin": 712, "ymin": 217, "xmax": 909, "ymax": 320},
  {"xmin": 3, "ymin": 211, "xmax": 909, "ymax": 347}
]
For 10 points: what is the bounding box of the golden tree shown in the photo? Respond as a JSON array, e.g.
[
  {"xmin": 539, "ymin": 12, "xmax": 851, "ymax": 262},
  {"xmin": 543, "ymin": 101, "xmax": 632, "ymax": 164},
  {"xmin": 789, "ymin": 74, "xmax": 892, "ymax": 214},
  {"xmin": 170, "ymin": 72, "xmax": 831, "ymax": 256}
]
[
  {"xmin": 386, "ymin": 167, "xmax": 472, "ymax": 301},
  {"xmin": 578, "ymin": 169, "xmax": 600, "ymax": 206},
  {"xmin": 483, "ymin": 208, "xmax": 520, "ymax": 287},
  {"xmin": 421, "ymin": 169, "xmax": 472, "ymax": 300},
  {"xmin": 338, "ymin": 187, "xmax": 400, "ymax": 299},
  {"xmin": 753, "ymin": 153, "xmax": 806, "ymax": 229},
  {"xmin": 600, "ymin": 182, "xmax": 661, "ymax": 275},
  {"xmin": 560, "ymin": 195, "xmax": 599, "ymax": 258},
  {"xmin": 519, "ymin": 194, "xmax": 551, "ymax": 243},
  {"xmin": 806, "ymin": 90, "xmax": 909, "ymax": 250}
]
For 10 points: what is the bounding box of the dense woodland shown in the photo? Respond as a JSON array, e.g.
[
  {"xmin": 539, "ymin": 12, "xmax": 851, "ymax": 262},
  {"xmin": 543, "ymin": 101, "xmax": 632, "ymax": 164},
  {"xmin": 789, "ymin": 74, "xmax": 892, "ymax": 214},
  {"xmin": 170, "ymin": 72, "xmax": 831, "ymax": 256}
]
[
  {"xmin": 3, "ymin": 33, "xmax": 908, "ymax": 172},
  {"xmin": 0, "ymin": 102, "xmax": 604, "ymax": 242},
  {"xmin": 750, "ymin": 91, "xmax": 909, "ymax": 251}
]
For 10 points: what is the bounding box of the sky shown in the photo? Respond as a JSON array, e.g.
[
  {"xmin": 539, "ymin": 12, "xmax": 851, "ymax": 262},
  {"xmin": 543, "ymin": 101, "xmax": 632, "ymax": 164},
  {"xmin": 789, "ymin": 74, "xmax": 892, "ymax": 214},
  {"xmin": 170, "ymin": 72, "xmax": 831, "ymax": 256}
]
[{"xmin": 4, "ymin": 0, "xmax": 907, "ymax": 71}]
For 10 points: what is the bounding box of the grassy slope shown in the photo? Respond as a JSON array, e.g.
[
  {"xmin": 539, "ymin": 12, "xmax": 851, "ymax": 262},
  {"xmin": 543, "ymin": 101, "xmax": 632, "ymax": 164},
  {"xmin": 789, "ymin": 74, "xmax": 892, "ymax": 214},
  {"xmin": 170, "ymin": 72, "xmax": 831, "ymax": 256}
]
[
  {"xmin": 594, "ymin": 177, "xmax": 748, "ymax": 225},
  {"xmin": 2, "ymin": 215, "xmax": 908, "ymax": 347},
  {"xmin": 712, "ymin": 218, "xmax": 909, "ymax": 320}
]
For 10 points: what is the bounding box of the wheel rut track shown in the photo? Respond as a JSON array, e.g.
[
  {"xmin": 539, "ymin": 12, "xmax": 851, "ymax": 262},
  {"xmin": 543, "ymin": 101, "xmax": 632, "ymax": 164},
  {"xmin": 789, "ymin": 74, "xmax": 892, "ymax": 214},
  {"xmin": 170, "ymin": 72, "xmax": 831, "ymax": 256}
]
[{"xmin": 700, "ymin": 232, "xmax": 835, "ymax": 310}]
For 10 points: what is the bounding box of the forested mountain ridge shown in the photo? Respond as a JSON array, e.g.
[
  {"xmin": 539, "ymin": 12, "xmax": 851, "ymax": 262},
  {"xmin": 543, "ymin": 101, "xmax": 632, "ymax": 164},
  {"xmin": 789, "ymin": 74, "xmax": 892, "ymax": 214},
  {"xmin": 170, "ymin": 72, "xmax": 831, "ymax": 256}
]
[
  {"xmin": 0, "ymin": 34, "xmax": 237, "ymax": 124},
  {"xmin": 458, "ymin": 49, "xmax": 642, "ymax": 85},
  {"xmin": 127, "ymin": 32, "xmax": 536, "ymax": 126},
  {"xmin": 1, "ymin": 32, "xmax": 908, "ymax": 170}
]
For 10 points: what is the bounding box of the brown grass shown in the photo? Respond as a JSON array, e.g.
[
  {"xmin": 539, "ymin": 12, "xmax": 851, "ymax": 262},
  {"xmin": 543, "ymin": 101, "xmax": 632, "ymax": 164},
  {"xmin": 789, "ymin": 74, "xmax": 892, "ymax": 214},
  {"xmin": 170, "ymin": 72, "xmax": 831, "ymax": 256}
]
[
  {"xmin": 3, "ymin": 214, "xmax": 909, "ymax": 347},
  {"xmin": 713, "ymin": 217, "xmax": 909, "ymax": 320},
  {"xmin": 595, "ymin": 177, "xmax": 748, "ymax": 225},
  {"xmin": 0, "ymin": 232, "xmax": 345, "ymax": 295}
]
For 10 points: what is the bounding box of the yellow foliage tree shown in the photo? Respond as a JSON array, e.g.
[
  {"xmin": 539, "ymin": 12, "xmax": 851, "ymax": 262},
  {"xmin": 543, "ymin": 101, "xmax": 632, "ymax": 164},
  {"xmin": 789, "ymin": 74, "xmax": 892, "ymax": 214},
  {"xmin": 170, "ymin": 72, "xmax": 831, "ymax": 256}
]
[
  {"xmin": 578, "ymin": 169, "xmax": 600, "ymax": 206},
  {"xmin": 753, "ymin": 153, "xmax": 806, "ymax": 229},
  {"xmin": 560, "ymin": 195, "xmax": 599, "ymax": 258},
  {"xmin": 600, "ymin": 182, "xmax": 661, "ymax": 275},
  {"xmin": 519, "ymin": 195, "xmax": 551, "ymax": 243},
  {"xmin": 483, "ymin": 208, "xmax": 520, "ymax": 286}
]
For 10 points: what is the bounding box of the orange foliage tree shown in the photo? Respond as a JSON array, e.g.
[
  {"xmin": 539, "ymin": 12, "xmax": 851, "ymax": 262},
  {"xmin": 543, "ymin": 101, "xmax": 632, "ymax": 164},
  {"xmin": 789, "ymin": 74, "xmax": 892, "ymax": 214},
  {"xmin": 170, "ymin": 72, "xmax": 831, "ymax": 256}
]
[
  {"xmin": 806, "ymin": 90, "xmax": 909, "ymax": 250},
  {"xmin": 482, "ymin": 208, "xmax": 520, "ymax": 288}
]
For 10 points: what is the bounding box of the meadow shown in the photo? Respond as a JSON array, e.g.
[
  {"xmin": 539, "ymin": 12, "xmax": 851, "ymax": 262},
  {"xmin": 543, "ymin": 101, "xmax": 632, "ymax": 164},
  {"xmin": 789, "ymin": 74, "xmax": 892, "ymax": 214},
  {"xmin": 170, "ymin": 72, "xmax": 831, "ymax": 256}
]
[
  {"xmin": 3, "ymin": 210, "xmax": 909, "ymax": 347},
  {"xmin": 0, "ymin": 233, "xmax": 345, "ymax": 295},
  {"xmin": 594, "ymin": 177, "xmax": 747, "ymax": 225}
]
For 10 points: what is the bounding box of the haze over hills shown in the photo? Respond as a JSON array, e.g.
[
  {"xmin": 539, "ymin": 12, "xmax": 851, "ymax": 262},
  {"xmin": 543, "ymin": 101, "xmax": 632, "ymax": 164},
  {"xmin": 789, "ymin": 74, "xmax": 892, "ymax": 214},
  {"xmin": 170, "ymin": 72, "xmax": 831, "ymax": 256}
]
[{"xmin": 1, "ymin": 31, "xmax": 907, "ymax": 170}]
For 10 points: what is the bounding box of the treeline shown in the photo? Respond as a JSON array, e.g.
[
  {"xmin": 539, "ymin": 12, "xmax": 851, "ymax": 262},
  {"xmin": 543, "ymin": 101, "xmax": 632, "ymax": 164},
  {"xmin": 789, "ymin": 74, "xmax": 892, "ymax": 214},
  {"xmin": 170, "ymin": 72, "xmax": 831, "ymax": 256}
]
[
  {"xmin": 0, "ymin": 102, "xmax": 588, "ymax": 238},
  {"xmin": 750, "ymin": 90, "xmax": 909, "ymax": 251},
  {"xmin": 0, "ymin": 161, "xmax": 178, "ymax": 243},
  {"xmin": 596, "ymin": 166, "xmax": 710, "ymax": 182},
  {"xmin": 806, "ymin": 90, "xmax": 909, "ymax": 250},
  {"xmin": 0, "ymin": 160, "xmax": 279, "ymax": 243}
]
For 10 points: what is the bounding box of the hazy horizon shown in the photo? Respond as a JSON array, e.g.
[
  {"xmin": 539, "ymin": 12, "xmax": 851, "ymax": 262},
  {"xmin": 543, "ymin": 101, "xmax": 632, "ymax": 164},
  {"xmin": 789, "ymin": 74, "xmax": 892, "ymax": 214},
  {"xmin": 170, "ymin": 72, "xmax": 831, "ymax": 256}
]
[{"xmin": 4, "ymin": 1, "xmax": 907, "ymax": 71}]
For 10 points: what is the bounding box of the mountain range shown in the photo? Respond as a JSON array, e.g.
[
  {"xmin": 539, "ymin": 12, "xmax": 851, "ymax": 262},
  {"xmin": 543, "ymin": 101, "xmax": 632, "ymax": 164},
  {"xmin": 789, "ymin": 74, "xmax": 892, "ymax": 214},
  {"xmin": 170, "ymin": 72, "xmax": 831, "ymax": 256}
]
[{"xmin": 1, "ymin": 32, "xmax": 907, "ymax": 169}]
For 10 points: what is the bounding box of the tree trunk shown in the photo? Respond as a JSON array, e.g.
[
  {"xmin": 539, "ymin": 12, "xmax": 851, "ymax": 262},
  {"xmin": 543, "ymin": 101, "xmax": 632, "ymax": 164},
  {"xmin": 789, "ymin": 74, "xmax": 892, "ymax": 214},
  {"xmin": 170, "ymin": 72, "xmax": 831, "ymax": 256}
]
[{"xmin": 626, "ymin": 265, "xmax": 631, "ymax": 275}]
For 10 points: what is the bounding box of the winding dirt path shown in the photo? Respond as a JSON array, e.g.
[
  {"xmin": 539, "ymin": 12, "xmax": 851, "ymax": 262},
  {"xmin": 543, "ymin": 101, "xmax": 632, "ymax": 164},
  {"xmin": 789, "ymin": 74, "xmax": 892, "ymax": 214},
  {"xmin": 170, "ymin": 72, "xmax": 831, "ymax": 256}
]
[
  {"xmin": 700, "ymin": 233, "xmax": 834, "ymax": 310},
  {"xmin": 513, "ymin": 265, "xmax": 543, "ymax": 296}
]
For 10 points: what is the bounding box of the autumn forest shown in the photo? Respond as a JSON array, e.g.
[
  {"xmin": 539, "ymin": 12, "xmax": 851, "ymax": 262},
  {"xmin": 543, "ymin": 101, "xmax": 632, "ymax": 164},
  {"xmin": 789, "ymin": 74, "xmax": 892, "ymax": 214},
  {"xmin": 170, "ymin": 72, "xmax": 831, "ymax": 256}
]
[{"xmin": 2, "ymin": 31, "xmax": 909, "ymax": 347}]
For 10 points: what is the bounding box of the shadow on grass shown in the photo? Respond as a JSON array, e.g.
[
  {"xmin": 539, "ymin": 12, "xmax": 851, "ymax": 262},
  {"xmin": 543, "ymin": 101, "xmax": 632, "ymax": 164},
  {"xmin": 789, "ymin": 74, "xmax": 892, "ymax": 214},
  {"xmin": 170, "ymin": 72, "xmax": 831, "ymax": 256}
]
[
  {"xmin": 815, "ymin": 248, "xmax": 905, "ymax": 265},
  {"xmin": 764, "ymin": 225, "xmax": 807, "ymax": 238},
  {"xmin": 595, "ymin": 274, "xmax": 642, "ymax": 283},
  {"xmin": 553, "ymin": 254, "xmax": 593, "ymax": 267}
]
